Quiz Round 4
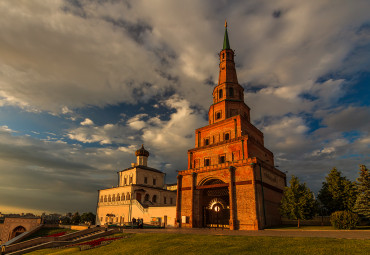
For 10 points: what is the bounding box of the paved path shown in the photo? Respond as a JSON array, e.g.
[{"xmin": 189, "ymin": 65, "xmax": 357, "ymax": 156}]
[{"xmin": 123, "ymin": 228, "xmax": 370, "ymax": 239}]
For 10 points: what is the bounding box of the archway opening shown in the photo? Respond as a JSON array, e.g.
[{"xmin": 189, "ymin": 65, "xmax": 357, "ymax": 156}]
[
  {"xmin": 10, "ymin": 226, "xmax": 26, "ymax": 239},
  {"xmin": 198, "ymin": 178, "xmax": 230, "ymax": 228}
]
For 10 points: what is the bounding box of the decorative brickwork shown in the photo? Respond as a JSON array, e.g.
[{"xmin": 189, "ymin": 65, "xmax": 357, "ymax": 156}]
[{"xmin": 177, "ymin": 23, "xmax": 286, "ymax": 230}]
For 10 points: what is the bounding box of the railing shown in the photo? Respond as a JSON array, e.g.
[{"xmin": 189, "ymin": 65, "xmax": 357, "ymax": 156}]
[{"xmin": 3, "ymin": 227, "xmax": 106, "ymax": 254}]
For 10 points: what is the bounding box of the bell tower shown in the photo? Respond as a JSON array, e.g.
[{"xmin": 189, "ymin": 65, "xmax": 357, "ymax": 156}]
[
  {"xmin": 209, "ymin": 20, "xmax": 251, "ymax": 124},
  {"xmin": 176, "ymin": 21, "xmax": 286, "ymax": 231}
]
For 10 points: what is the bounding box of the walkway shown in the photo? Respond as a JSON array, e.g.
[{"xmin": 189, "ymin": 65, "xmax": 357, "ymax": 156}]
[{"xmin": 123, "ymin": 228, "xmax": 370, "ymax": 239}]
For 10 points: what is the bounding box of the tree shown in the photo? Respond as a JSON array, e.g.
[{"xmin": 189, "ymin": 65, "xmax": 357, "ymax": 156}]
[
  {"xmin": 280, "ymin": 175, "xmax": 317, "ymax": 228},
  {"xmin": 71, "ymin": 212, "xmax": 81, "ymax": 225},
  {"xmin": 81, "ymin": 212, "xmax": 96, "ymax": 225},
  {"xmin": 60, "ymin": 216, "xmax": 71, "ymax": 225},
  {"xmin": 318, "ymin": 168, "xmax": 357, "ymax": 215},
  {"xmin": 353, "ymin": 165, "xmax": 370, "ymax": 219}
]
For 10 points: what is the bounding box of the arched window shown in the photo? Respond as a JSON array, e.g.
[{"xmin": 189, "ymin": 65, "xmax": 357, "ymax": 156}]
[
  {"xmin": 108, "ymin": 195, "xmax": 111, "ymax": 202},
  {"xmin": 104, "ymin": 195, "xmax": 107, "ymax": 202},
  {"xmin": 152, "ymin": 195, "xmax": 157, "ymax": 203},
  {"xmin": 126, "ymin": 192, "xmax": 130, "ymax": 200},
  {"xmin": 124, "ymin": 177, "xmax": 127, "ymax": 185},
  {"xmin": 122, "ymin": 193, "xmax": 125, "ymax": 201},
  {"xmin": 100, "ymin": 196, "xmax": 103, "ymax": 202},
  {"xmin": 225, "ymin": 133, "xmax": 230, "ymax": 140},
  {"xmin": 116, "ymin": 194, "xmax": 120, "ymax": 201},
  {"xmin": 216, "ymin": 111, "xmax": 222, "ymax": 120},
  {"xmin": 144, "ymin": 194, "xmax": 150, "ymax": 201},
  {"xmin": 112, "ymin": 194, "xmax": 115, "ymax": 202},
  {"xmin": 129, "ymin": 176, "xmax": 133, "ymax": 184},
  {"xmin": 229, "ymin": 87, "xmax": 234, "ymax": 97},
  {"xmin": 219, "ymin": 89, "xmax": 223, "ymax": 99}
]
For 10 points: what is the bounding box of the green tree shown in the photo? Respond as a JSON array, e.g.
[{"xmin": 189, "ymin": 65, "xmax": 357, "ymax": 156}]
[
  {"xmin": 71, "ymin": 212, "xmax": 81, "ymax": 225},
  {"xmin": 81, "ymin": 212, "xmax": 96, "ymax": 225},
  {"xmin": 280, "ymin": 175, "xmax": 317, "ymax": 228},
  {"xmin": 318, "ymin": 168, "xmax": 357, "ymax": 215},
  {"xmin": 353, "ymin": 165, "xmax": 370, "ymax": 219}
]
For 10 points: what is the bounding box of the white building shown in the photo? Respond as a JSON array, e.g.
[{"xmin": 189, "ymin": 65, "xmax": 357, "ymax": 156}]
[{"xmin": 96, "ymin": 145, "xmax": 177, "ymax": 227}]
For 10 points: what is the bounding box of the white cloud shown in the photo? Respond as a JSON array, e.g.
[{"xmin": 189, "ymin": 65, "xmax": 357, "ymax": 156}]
[{"xmin": 80, "ymin": 118, "xmax": 94, "ymax": 126}]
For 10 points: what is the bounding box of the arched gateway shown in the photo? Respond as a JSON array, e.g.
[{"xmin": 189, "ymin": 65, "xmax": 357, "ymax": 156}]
[
  {"xmin": 176, "ymin": 22, "xmax": 286, "ymax": 230},
  {"xmin": 201, "ymin": 179, "xmax": 230, "ymax": 228}
]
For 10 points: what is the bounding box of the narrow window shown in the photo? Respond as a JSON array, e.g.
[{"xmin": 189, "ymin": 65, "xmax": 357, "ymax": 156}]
[
  {"xmin": 100, "ymin": 196, "xmax": 103, "ymax": 202},
  {"xmin": 225, "ymin": 133, "xmax": 230, "ymax": 140},
  {"xmin": 219, "ymin": 155, "xmax": 226, "ymax": 164},
  {"xmin": 170, "ymin": 198, "xmax": 173, "ymax": 204},
  {"xmin": 122, "ymin": 193, "xmax": 125, "ymax": 201},
  {"xmin": 129, "ymin": 176, "xmax": 133, "ymax": 184},
  {"xmin": 152, "ymin": 195, "xmax": 157, "ymax": 203},
  {"xmin": 204, "ymin": 138, "xmax": 209, "ymax": 146},
  {"xmin": 117, "ymin": 194, "xmax": 120, "ymax": 201},
  {"xmin": 145, "ymin": 194, "xmax": 150, "ymax": 201},
  {"xmin": 164, "ymin": 197, "xmax": 167, "ymax": 204},
  {"xmin": 216, "ymin": 111, "xmax": 222, "ymax": 120},
  {"xmin": 108, "ymin": 195, "xmax": 111, "ymax": 202},
  {"xmin": 144, "ymin": 177, "xmax": 148, "ymax": 184},
  {"xmin": 126, "ymin": 193, "xmax": 130, "ymax": 200},
  {"xmin": 222, "ymin": 53, "xmax": 225, "ymax": 59},
  {"xmin": 204, "ymin": 158, "xmax": 210, "ymax": 166},
  {"xmin": 219, "ymin": 89, "xmax": 223, "ymax": 99},
  {"xmin": 124, "ymin": 177, "xmax": 127, "ymax": 185},
  {"xmin": 229, "ymin": 87, "xmax": 234, "ymax": 97},
  {"xmin": 112, "ymin": 194, "xmax": 115, "ymax": 202}
]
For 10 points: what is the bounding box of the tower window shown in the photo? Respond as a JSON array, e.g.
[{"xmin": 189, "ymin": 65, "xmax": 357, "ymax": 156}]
[
  {"xmin": 219, "ymin": 89, "xmax": 223, "ymax": 99},
  {"xmin": 215, "ymin": 111, "xmax": 222, "ymax": 120},
  {"xmin": 204, "ymin": 138, "xmax": 210, "ymax": 146},
  {"xmin": 222, "ymin": 53, "xmax": 225, "ymax": 59},
  {"xmin": 204, "ymin": 158, "xmax": 210, "ymax": 166},
  {"xmin": 229, "ymin": 87, "xmax": 234, "ymax": 97},
  {"xmin": 219, "ymin": 155, "xmax": 226, "ymax": 164},
  {"xmin": 224, "ymin": 133, "xmax": 230, "ymax": 140}
]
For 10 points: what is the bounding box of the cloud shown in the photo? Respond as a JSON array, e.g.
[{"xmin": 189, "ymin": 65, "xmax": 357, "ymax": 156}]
[{"xmin": 80, "ymin": 118, "xmax": 94, "ymax": 126}]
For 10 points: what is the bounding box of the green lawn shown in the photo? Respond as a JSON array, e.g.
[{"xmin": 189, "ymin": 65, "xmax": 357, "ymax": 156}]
[
  {"xmin": 26, "ymin": 233, "xmax": 370, "ymax": 255},
  {"xmin": 266, "ymin": 225, "xmax": 370, "ymax": 230}
]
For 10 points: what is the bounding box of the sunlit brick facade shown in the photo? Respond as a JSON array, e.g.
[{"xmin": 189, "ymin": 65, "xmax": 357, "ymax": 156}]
[{"xmin": 176, "ymin": 22, "xmax": 286, "ymax": 230}]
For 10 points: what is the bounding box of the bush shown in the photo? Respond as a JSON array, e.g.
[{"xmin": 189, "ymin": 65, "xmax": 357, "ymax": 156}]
[{"xmin": 330, "ymin": 211, "xmax": 359, "ymax": 229}]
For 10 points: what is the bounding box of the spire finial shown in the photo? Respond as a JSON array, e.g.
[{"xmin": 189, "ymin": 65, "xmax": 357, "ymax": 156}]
[{"xmin": 223, "ymin": 20, "xmax": 230, "ymax": 50}]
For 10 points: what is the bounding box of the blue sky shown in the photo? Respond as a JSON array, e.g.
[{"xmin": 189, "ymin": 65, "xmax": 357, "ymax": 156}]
[{"xmin": 0, "ymin": 0, "xmax": 369, "ymax": 214}]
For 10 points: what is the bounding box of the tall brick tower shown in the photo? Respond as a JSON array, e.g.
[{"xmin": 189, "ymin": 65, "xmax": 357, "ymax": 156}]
[{"xmin": 176, "ymin": 21, "xmax": 286, "ymax": 230}]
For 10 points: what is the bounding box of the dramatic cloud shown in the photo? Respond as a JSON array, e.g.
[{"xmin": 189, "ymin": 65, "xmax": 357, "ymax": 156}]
[{"xmin": 0, "ymin": 0, "xmax": 369, "ymax": 214}]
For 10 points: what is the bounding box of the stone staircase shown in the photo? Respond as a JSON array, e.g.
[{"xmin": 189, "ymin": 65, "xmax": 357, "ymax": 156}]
[{"xmin": 3, "ymin": 227, "xmax": 119, "ymax": 254}]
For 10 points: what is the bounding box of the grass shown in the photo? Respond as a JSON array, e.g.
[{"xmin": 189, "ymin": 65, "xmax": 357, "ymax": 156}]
[
  {"xmin": 267, "ymin": 225, "xmax": 370, "ymax": 230},
  {"xmin": 26, "ymin": 233, "xmax": 370, "ymax": 255}
]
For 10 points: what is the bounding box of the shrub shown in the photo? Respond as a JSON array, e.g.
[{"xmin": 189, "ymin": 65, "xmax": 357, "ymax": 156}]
[{"xmin": 330, "ymin": 211, "xmax": 359, "ymax": 229}]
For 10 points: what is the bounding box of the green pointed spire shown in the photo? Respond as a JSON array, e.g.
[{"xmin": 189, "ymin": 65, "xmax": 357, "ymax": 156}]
[{"xmin": 223, "ymin": 20, "xmax": 230, "ymax": 50}]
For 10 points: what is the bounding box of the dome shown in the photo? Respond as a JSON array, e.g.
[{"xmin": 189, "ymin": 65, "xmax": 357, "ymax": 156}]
[{"xmin": 135, "ymin": 144, "xmax": 149, "ymax": 157}]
